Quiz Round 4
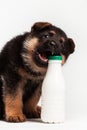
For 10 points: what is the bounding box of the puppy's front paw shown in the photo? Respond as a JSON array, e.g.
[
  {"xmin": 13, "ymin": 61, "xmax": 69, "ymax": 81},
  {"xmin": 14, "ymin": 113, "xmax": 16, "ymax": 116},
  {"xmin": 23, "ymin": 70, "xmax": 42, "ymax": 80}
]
[
  {"xmin": 26, "ymin": 106, "xmax": 41, "ymax": 118},
  {"xmin": 36, "ymin": 106, "xmax": 41, "ymax": 117},
  {"xmin": 6, "ymin": 113, "xmax": 26, "ymax": 122},
  {"xmin": 32, "ymin": 106, "xmax": 41, "ymax": 118}
]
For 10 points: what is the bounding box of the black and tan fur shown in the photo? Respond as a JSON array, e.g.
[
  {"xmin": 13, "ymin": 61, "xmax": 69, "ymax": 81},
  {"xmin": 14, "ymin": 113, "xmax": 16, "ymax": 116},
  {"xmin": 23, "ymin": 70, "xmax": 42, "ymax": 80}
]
[{"xmin": 0, "ymin": 22, "xmax": 75, "ymax": 122}]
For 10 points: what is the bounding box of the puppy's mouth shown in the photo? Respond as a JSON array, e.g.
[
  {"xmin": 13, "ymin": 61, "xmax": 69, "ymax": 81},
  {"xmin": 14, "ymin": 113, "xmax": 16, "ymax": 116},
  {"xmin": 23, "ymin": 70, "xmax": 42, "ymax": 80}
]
[
  {"xmin": 33, "ymin": 49, "xmax": 60, "ymax": 67},
  {"xmin": 38, "ymin": 50, "xmax": 54, "ymax": 63},
  {"xmin": 38, "ymin": 53, "xmax": 48, "ymax": 62}
]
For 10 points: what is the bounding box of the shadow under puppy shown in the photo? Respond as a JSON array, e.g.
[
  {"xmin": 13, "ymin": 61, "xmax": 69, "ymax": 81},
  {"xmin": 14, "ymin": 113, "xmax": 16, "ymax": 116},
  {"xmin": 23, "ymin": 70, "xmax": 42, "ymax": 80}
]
[{"xmin": 0, "ymin": 22, "xmax": 75, "ymax": 122}]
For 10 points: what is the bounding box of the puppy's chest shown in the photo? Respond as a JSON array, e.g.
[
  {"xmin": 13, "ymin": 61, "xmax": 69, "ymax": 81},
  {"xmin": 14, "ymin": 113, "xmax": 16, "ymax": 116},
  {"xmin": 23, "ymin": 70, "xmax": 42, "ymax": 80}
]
[
  {"xmin": 18, "ymin": 68, "xmax": 46, "ymax": 81},
  {"xmin": 23, "ymin": 78, "xmax": 42, "ymax": 100},
  {"xmin": 18, "ymin": 68, "xmax": 44, "ymax": 100}
]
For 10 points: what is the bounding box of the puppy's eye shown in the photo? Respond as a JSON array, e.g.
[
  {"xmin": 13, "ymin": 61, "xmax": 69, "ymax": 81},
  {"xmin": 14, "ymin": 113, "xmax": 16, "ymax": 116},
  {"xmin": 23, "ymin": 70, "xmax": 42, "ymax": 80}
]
[{"xmin": 42, "ymin": 35, "xmax": 49, "ymax": 39}]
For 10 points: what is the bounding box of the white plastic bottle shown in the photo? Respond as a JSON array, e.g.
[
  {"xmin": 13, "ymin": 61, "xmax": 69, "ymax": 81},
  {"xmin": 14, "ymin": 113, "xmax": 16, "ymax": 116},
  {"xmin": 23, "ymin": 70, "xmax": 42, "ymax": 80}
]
[{"xmin": 41, "ymin": 56, "xmax": 65, "ymax": 123}]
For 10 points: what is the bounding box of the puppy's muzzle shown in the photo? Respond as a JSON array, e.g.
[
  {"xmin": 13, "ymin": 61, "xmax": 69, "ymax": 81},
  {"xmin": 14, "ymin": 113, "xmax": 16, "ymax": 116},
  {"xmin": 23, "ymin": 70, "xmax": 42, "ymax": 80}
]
[
  {"xmin": 47, "ymin": 40, "xmax": 61, "ymax": 56},
  {"xmin": 50, "ymin": 41, "xmax": 56, "ymax": 46},
  {"xmin": 45, "ymin": 40, "xmax": 60, "ymax": 56}
]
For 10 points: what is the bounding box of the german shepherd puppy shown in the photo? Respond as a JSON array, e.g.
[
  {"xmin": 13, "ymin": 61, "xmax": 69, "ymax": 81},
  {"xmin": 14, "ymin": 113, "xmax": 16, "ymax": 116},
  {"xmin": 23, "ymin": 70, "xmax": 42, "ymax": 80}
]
[{"xmin": 0, "ymin": 22, "xmax": 75, "ymax": 122}]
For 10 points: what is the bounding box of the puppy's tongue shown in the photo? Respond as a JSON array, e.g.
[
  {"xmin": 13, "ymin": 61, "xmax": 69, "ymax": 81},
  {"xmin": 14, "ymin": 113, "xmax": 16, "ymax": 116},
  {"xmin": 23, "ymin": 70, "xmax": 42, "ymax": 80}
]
[{"xmin": 39, "ymin": 54, "xmax": 48, "ymax": 62}]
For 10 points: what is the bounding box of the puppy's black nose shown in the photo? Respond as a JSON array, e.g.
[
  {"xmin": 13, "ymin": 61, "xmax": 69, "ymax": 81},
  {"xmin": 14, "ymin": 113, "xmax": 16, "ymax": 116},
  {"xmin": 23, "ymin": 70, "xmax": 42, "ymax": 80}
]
[{"xmin": 50, "ymin": 41, "xmax": 56, "ymax": 46}]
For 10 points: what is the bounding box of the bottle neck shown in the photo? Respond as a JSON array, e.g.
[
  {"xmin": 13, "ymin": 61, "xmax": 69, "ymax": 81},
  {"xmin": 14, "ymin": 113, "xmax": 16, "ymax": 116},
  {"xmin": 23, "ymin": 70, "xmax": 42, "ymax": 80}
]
[
  {"xmin": 46, "ymin": 60, "xmax": 62, "ymax": 75},
  {"xmin": 47, "ymin": 56, "xmax": 62, "ymax": 71},
  {"xmin": 48, "ymin": 60, "xmax": 62, "ymax": 64},
  {"xmin": 48, "ymin": 60, "xmax": 62, "ymax": 71}
]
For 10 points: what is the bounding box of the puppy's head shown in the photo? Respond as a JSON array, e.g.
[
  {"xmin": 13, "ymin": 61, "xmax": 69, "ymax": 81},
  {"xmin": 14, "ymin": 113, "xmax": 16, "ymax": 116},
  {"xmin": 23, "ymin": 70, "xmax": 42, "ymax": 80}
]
[{"xmin": 23, "ymin": 22, "xmax": 75, "ymax": 71}]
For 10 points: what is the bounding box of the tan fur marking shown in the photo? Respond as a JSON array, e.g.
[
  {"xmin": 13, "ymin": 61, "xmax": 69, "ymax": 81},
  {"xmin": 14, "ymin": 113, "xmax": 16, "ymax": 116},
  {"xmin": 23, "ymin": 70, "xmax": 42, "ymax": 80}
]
[
  {"xmin": 18, "ymin": 67, "xmax": 45, "ymax": 82},
  {"xmin": 23, "ymin": 37, "xmax": 47, "ymax": 75},
  {"xmin": 62, "ymin": 55, "xmax": 66, "ymax": 65},
  {"xmin": 18, "ymin": 68, "xmax": 29, "ymax": 79},
  {"xmin": 5, "ymin": 93, "xmax": 22, "ymax": 115},
  {"xmin": 4, "ymin": 81, "xmax": 26, "ymax": 122},
  {"xmin": 50, "ymin": 30, "xmax": 56, "ymax": 34},
  {"xmin": 60, "ymin": 37, "xmax": 65, "ymax": 43},
  {"xmin": 24, "ymin": 37, "xmax": 38, "ymax": 51}
]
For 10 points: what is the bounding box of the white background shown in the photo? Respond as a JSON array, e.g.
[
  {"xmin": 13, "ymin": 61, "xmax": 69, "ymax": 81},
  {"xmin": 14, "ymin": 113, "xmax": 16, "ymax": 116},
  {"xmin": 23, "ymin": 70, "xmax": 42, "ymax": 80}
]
[{"xmin": 0, "ymin": 0, "xmax": 87, "ymax": 129}]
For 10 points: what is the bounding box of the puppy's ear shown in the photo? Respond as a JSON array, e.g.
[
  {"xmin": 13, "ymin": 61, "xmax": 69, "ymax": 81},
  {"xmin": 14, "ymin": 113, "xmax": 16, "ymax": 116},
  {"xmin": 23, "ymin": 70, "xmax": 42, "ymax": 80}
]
[
  {"xmin": 61, "ymin": 38, "xmax": 75, "ymax": 61},
  {"xmin": 67, "ymin": 38, "xmax": 75, "ymax": 54},
  {"xmin": 31, "ymin": 22, "xmax": 52, "ymax": 32}
]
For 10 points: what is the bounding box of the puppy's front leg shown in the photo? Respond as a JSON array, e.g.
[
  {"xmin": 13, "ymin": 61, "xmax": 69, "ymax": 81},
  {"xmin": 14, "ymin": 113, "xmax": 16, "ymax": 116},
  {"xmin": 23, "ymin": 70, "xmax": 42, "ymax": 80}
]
[
  {"xmin": 24, "ymin": 86, "xmax": 41, "ymax": 118},
  {"xmin": 3, "ymin": 78, "xmax": 26, "ymax": 122}
]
